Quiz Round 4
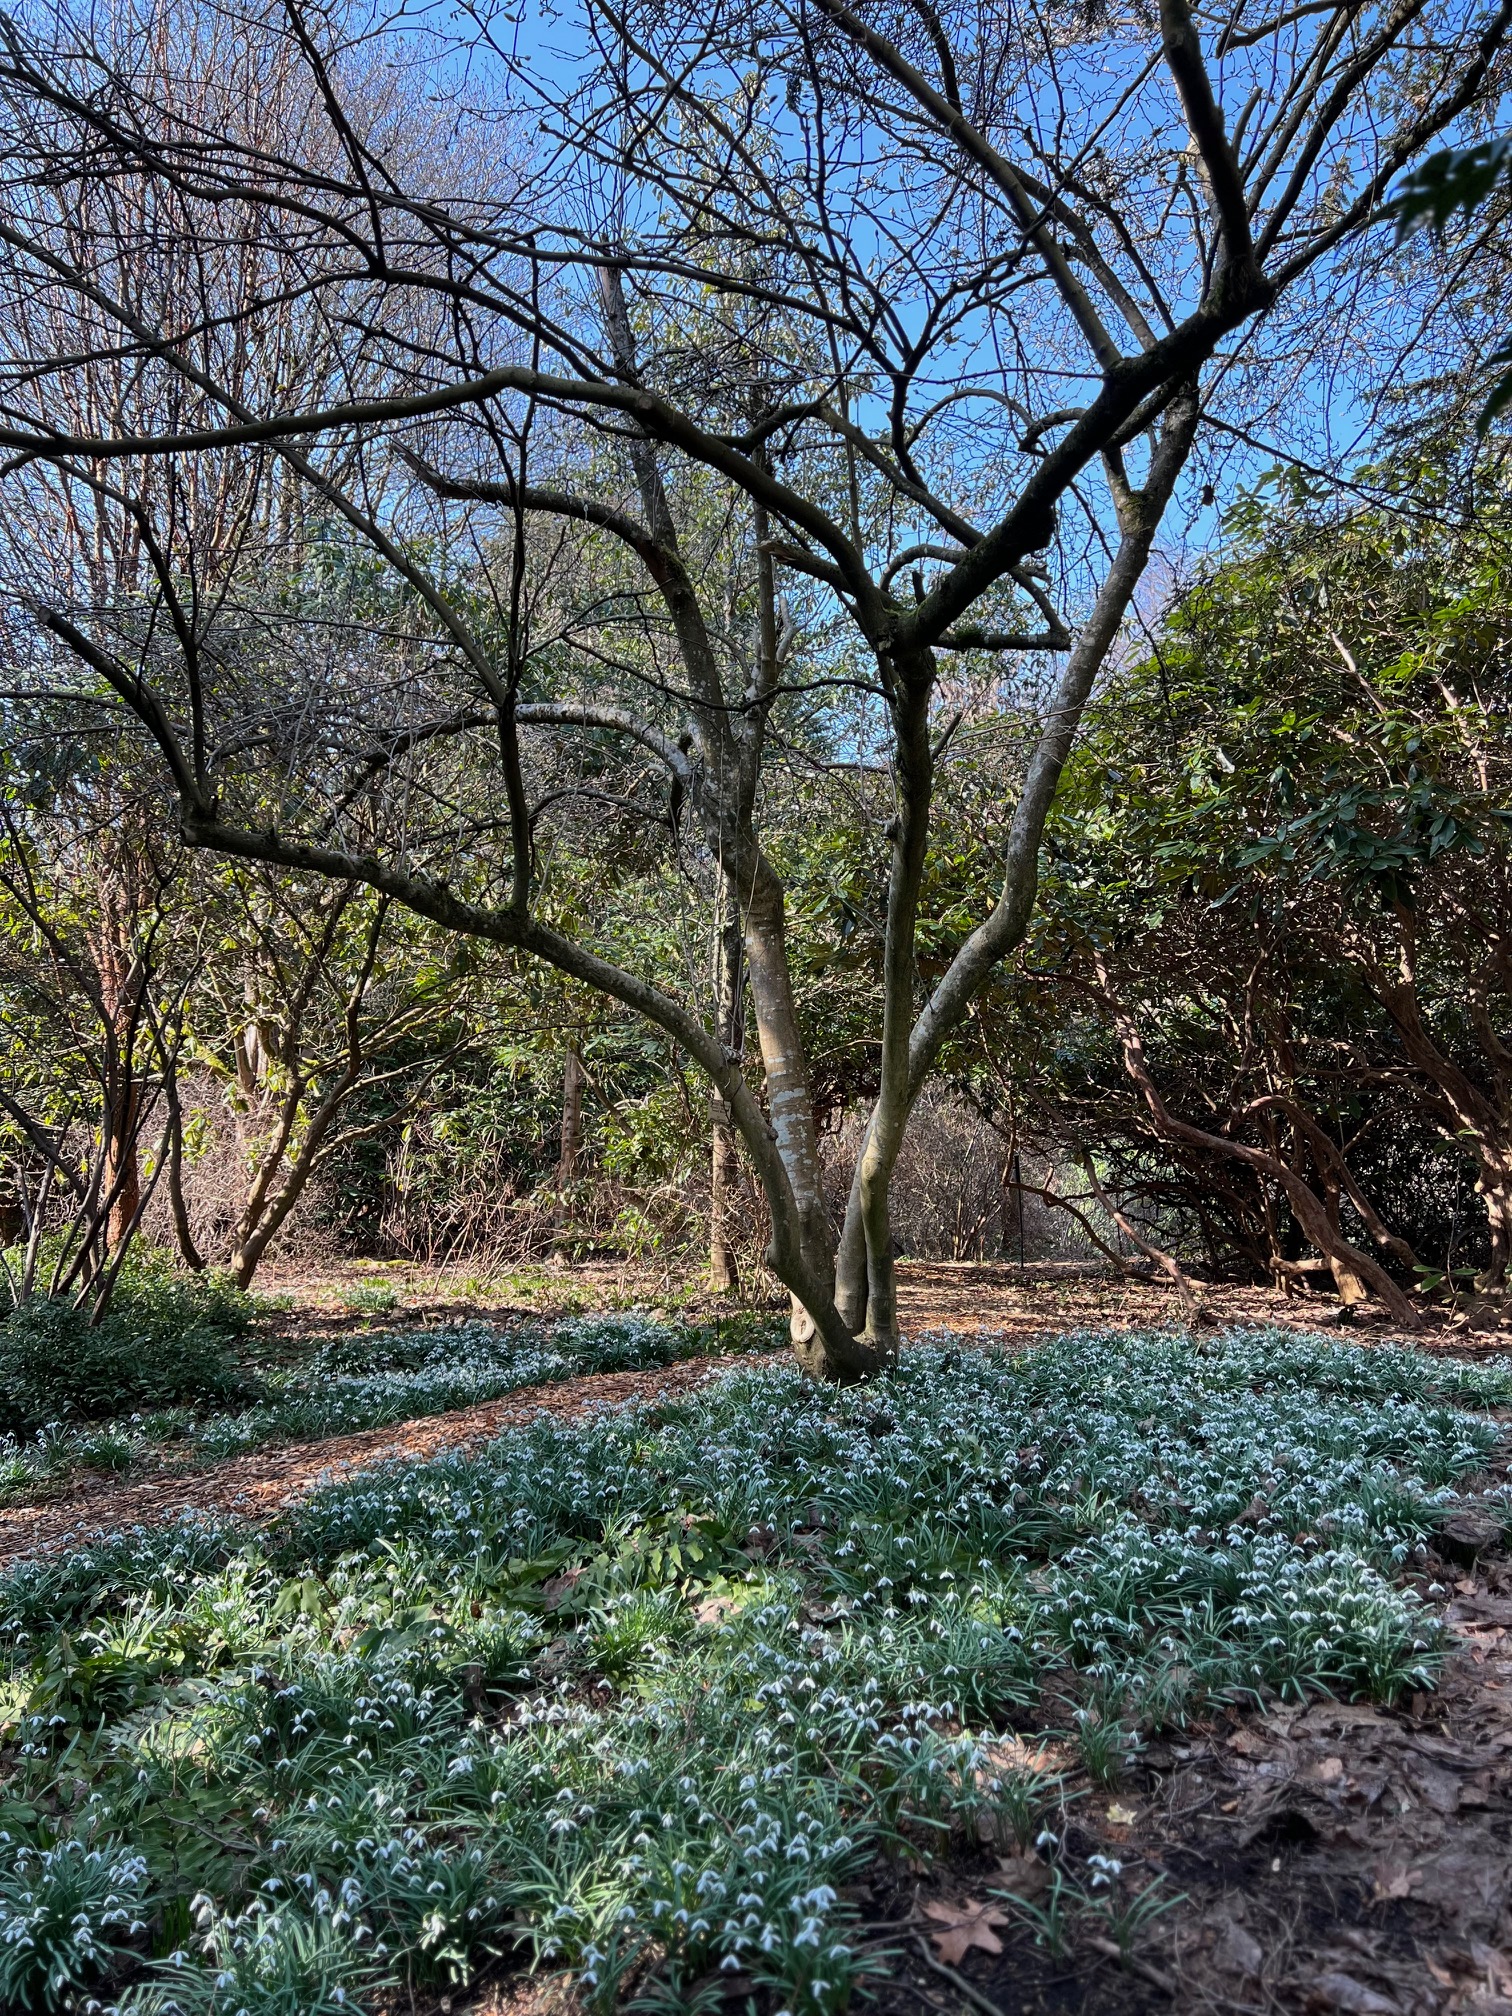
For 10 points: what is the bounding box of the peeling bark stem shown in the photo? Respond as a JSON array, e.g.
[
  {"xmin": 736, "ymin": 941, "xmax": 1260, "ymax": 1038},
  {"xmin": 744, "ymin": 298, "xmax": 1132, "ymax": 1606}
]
[{"xmin": 836, "ymin": 390, "xmax": 1203, "ymax": 1333}]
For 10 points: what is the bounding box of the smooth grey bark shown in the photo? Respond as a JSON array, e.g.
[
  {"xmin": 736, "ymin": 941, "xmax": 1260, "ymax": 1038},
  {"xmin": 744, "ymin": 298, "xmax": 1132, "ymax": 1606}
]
[
  {"xmin": 595, "ymin": 267, "xmax": 865, "ymax": 1366},
  {"xmin": 836, "ymin": 390, "xmax": 1203, "ymax": 1337},
  {"xmin": 708, "ymin": 876, "xmax": 745, "ymax": 1293}
]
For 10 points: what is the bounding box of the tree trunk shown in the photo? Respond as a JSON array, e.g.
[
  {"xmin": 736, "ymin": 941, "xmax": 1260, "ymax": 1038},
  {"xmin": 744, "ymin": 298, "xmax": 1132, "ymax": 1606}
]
[
  {"xmin": 1321, "ymin": 1174, "xmax": 1369, "ymax": 1306},
  {"xmin": 851, "ymin": 665, "xmax": 934, "ymax": 1358},
  {"xmin": 741, "ymin": 859, "xmax": 837, "ymax": 1363},
  {"xmin": 1371, "ymin": 908, "xmax": 1511, "ymax": 1301},
  {"xmin": 94, "ymin": 880, "xmax": 145, "ymax": 1255},
  {"xmin": 104, "ymin": 1083, "xmax": 142, "ymax": 1251},
  {"xmin": 1475, "ymin": 1148, "xmax": 1512, "ymax": 1295},
  {"xmin": 558, "ymin": 1044, "xmax": 585, "ymax": 1187},
  {"xmin": 709, "ymin": 882, "xmax": 745, "ymax": 1293},
  {"xmin": 165, "ymin": 1070, "xmax": 206, "ymax": 1272}
]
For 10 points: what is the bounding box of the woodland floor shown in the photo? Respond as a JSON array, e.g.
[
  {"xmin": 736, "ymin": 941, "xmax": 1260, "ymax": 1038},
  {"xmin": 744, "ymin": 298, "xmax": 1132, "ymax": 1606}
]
[
  {"xmin": 246, "ymin": 1253, "xmax": 1510, "ymax": 1354},
  {"xmin": 6, "ymin": 1260, "xmax": 1504, "ymax": 1565},
  {"xmin": 4, "ymin": 1263, "xmax": 1512, "ymax": 2014}
]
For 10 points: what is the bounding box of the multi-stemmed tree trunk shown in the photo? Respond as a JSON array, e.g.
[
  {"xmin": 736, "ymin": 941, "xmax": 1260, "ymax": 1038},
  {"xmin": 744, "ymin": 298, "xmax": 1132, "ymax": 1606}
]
[{"xmin": 3, "ymin": 0, "xmax": 1504, "ymax": 1372}]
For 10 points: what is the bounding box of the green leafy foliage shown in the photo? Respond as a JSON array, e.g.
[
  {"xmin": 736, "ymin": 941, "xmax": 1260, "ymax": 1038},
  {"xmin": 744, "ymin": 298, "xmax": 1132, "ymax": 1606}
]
[
  {"xmin": 986, "ymin": 464, "xmax": 1512, "ymax": 1283},
  {"xmin": 0, "ymin": 1838, "xmax": 148, "ymax": 2011},
  {"xmin": 0, "ymin": 1264, "xmax": 254, "ymax": 1435},
  {"xmin": 0, "ymin": 1327, "xmax": 1502, "ymax": 2012}
]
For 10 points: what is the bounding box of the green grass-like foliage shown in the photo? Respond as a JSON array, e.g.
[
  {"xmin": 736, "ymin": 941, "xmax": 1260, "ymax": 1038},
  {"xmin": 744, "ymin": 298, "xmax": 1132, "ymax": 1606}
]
[
  {"xmin": 191, "ymin": 1309, "xmax": 782, "ymax": 1458},
  {"xmin": 0, "ymin": 1310, "xmax": 785, "ymax": 1495},
  {"xmin": 0, "ymin": 1325, "xmax": 1506, "ymax": 2013},
  {"xmin": 0, "ymin": 1262, "xmax": 254, "ymax": 1435},
  {"xmin": 0, "ymin": 1838, "xmax": 148, "ymax": 2010}
]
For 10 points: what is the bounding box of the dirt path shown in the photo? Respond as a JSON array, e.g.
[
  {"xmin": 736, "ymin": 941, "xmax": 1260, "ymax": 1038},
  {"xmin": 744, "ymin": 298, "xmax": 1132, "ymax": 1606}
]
[{"xmin": 0, "ymin": 1352, "xmax": 768, "ymax": 1566}]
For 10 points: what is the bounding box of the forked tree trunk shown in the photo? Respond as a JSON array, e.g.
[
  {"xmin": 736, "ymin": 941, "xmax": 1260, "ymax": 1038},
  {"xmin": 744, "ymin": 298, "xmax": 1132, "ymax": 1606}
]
[
  {"xmin": 743, "ymin": 862, "xmax": 839, "ymax": 1366},
  {"xmin": 832, "ymin": 393, "xmax": 1203, "ymax": 1352}
]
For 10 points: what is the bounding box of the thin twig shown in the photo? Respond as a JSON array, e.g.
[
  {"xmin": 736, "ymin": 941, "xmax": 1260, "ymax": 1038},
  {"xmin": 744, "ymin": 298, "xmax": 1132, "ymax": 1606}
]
[
  {"xmin": 913, "ymin": 1935, "xmax": 1009, "ymax": 2016},
  {"xmin": 1084, "ymin": 1931, "xmax": 1176, "ymax": 1995}
]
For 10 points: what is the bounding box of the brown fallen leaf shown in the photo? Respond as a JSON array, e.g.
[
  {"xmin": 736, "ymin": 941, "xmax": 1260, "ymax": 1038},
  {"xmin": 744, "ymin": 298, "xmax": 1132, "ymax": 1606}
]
[
  {"xmin": 1309, "ymin": 1971, "xmax": 1401, "ymax": 2015},
  {"xmin": 994, "ymin": 1853, "xmax": 1049, "ymax": 1899},
  {"xmin": 923, "ymin": 1897, "xmax": 1011, "ymax": 1966},
  {"xmin": 541, "ymin": 1568, "xmax": 587, "ymax": 1612},
  {"xmin": 982, "ymin": 1736, "xmax": 1053, "ymax": 1774},
  {"xmin": 1411, "ymin": 1763, "xmax": 1462, "ymax": 1816},
  {"xmin": 1371, "ymin": 1865, "xmax": 1421, "ymax": 1902},
  {"xmin": 1469, "ymin": 1941, "xmax": 1512, "ymax": 1993},
  {"xmin": 1213, "ymin": 1917, "xmax": 1264, "ymax": 1979}
]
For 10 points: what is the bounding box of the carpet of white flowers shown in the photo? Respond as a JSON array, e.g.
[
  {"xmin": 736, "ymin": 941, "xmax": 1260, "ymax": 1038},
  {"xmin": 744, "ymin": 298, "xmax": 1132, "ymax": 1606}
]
[
  {"xmin": 0, "ymin": 1326, "xmax": 1508, "ymax": 2014},
  {"xmin": 0, "ymin": 1313, "xmax": 779, "ymax": 1494}
]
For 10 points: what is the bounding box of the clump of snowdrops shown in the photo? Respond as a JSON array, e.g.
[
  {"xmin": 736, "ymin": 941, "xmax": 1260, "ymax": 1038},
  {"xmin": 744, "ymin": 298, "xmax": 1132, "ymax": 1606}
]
[{"xmin": 0, "ymin": 1325, "xmax": 1505, "ymax": 2013}]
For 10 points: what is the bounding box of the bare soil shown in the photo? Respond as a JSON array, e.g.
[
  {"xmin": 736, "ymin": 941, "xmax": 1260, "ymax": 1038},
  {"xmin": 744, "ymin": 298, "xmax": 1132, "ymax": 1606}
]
[
  {"xmin": 851, "ymin": 1549, "xmax": 1512, "ymax": 2016},
  {"xmin": 254, "ymin": 1253, "xmax": 1512, "ymax": 1356}
]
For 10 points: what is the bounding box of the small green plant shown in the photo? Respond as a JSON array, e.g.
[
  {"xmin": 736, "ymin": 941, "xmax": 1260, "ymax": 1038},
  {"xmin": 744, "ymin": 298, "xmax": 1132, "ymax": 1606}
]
[
  {"xmin": 1087, "ymin": 1870, "xmax": 1185, "ymax": 1963},
  {"xmin": 121, "ymin": 1890, "xmax": 379, "ymax": 2016},
  {"xmin": 75, "ymin": 1429, "xmax": 137, "ymax": 1472},
  {"xmin": 360, "ymin": 1840, "xmax": 510, "ymax": 1985},
  {"xmin": 337, "ymin": 1284, "xmax": 400, "ymax": 1315},
  {"xmin": 983, "ymin": 1763, "xmax": 1061, "ymax": 1850},
  {"xmin": 585, "ymin": 1586, "xmax": 688, "ymax": 1680},
  {"xmin": 994, "ymin": 1866, "xmax": 1081, "ymax": 1957},
  {"xmin": 0, "ymin": 1836, "xmax": 149, "ymax": 2011},
  {"xmin": 0, "ymin": 1261, "xmax": 254, "ymax": 1433},
  {"xmin": 1074, "ymin": 1709, "xmax": 1134, "ymax": 1787}
]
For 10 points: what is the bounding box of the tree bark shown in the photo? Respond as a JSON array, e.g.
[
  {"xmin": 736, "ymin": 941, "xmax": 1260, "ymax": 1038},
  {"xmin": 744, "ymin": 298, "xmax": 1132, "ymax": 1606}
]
[
  {"xmin": 709, "ymin": 880, "xmax": 745, "ymax": 1293},
  {"xmin": 742, "ymin": 859, "xmax": 839, "ymax": 1361},
  {"xmin": 165, "ymin": 1069, "xmax": 206, "ymax": 1272},
  {"xmin": 558, "ymin": 1044, "xmax": 586, "ymax": 1187}
]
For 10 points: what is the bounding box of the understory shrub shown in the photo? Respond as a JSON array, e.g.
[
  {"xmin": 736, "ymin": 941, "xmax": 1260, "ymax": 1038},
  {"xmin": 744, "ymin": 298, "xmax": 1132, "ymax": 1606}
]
[
  {"xmin": 0, "ymin": 1262, "xmax": 254, "ymax": 1434},
  {"xmin": 0, "ymin": 1325, "xmax": 1505, "ymax": 2013}
]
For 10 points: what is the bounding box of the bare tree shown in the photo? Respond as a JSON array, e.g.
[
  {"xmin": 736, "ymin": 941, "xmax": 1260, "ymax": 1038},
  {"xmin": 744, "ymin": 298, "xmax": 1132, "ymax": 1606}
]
[{"xmin": 0, "ymin": 0, "xmax": 1505, "ymax": 1373}]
